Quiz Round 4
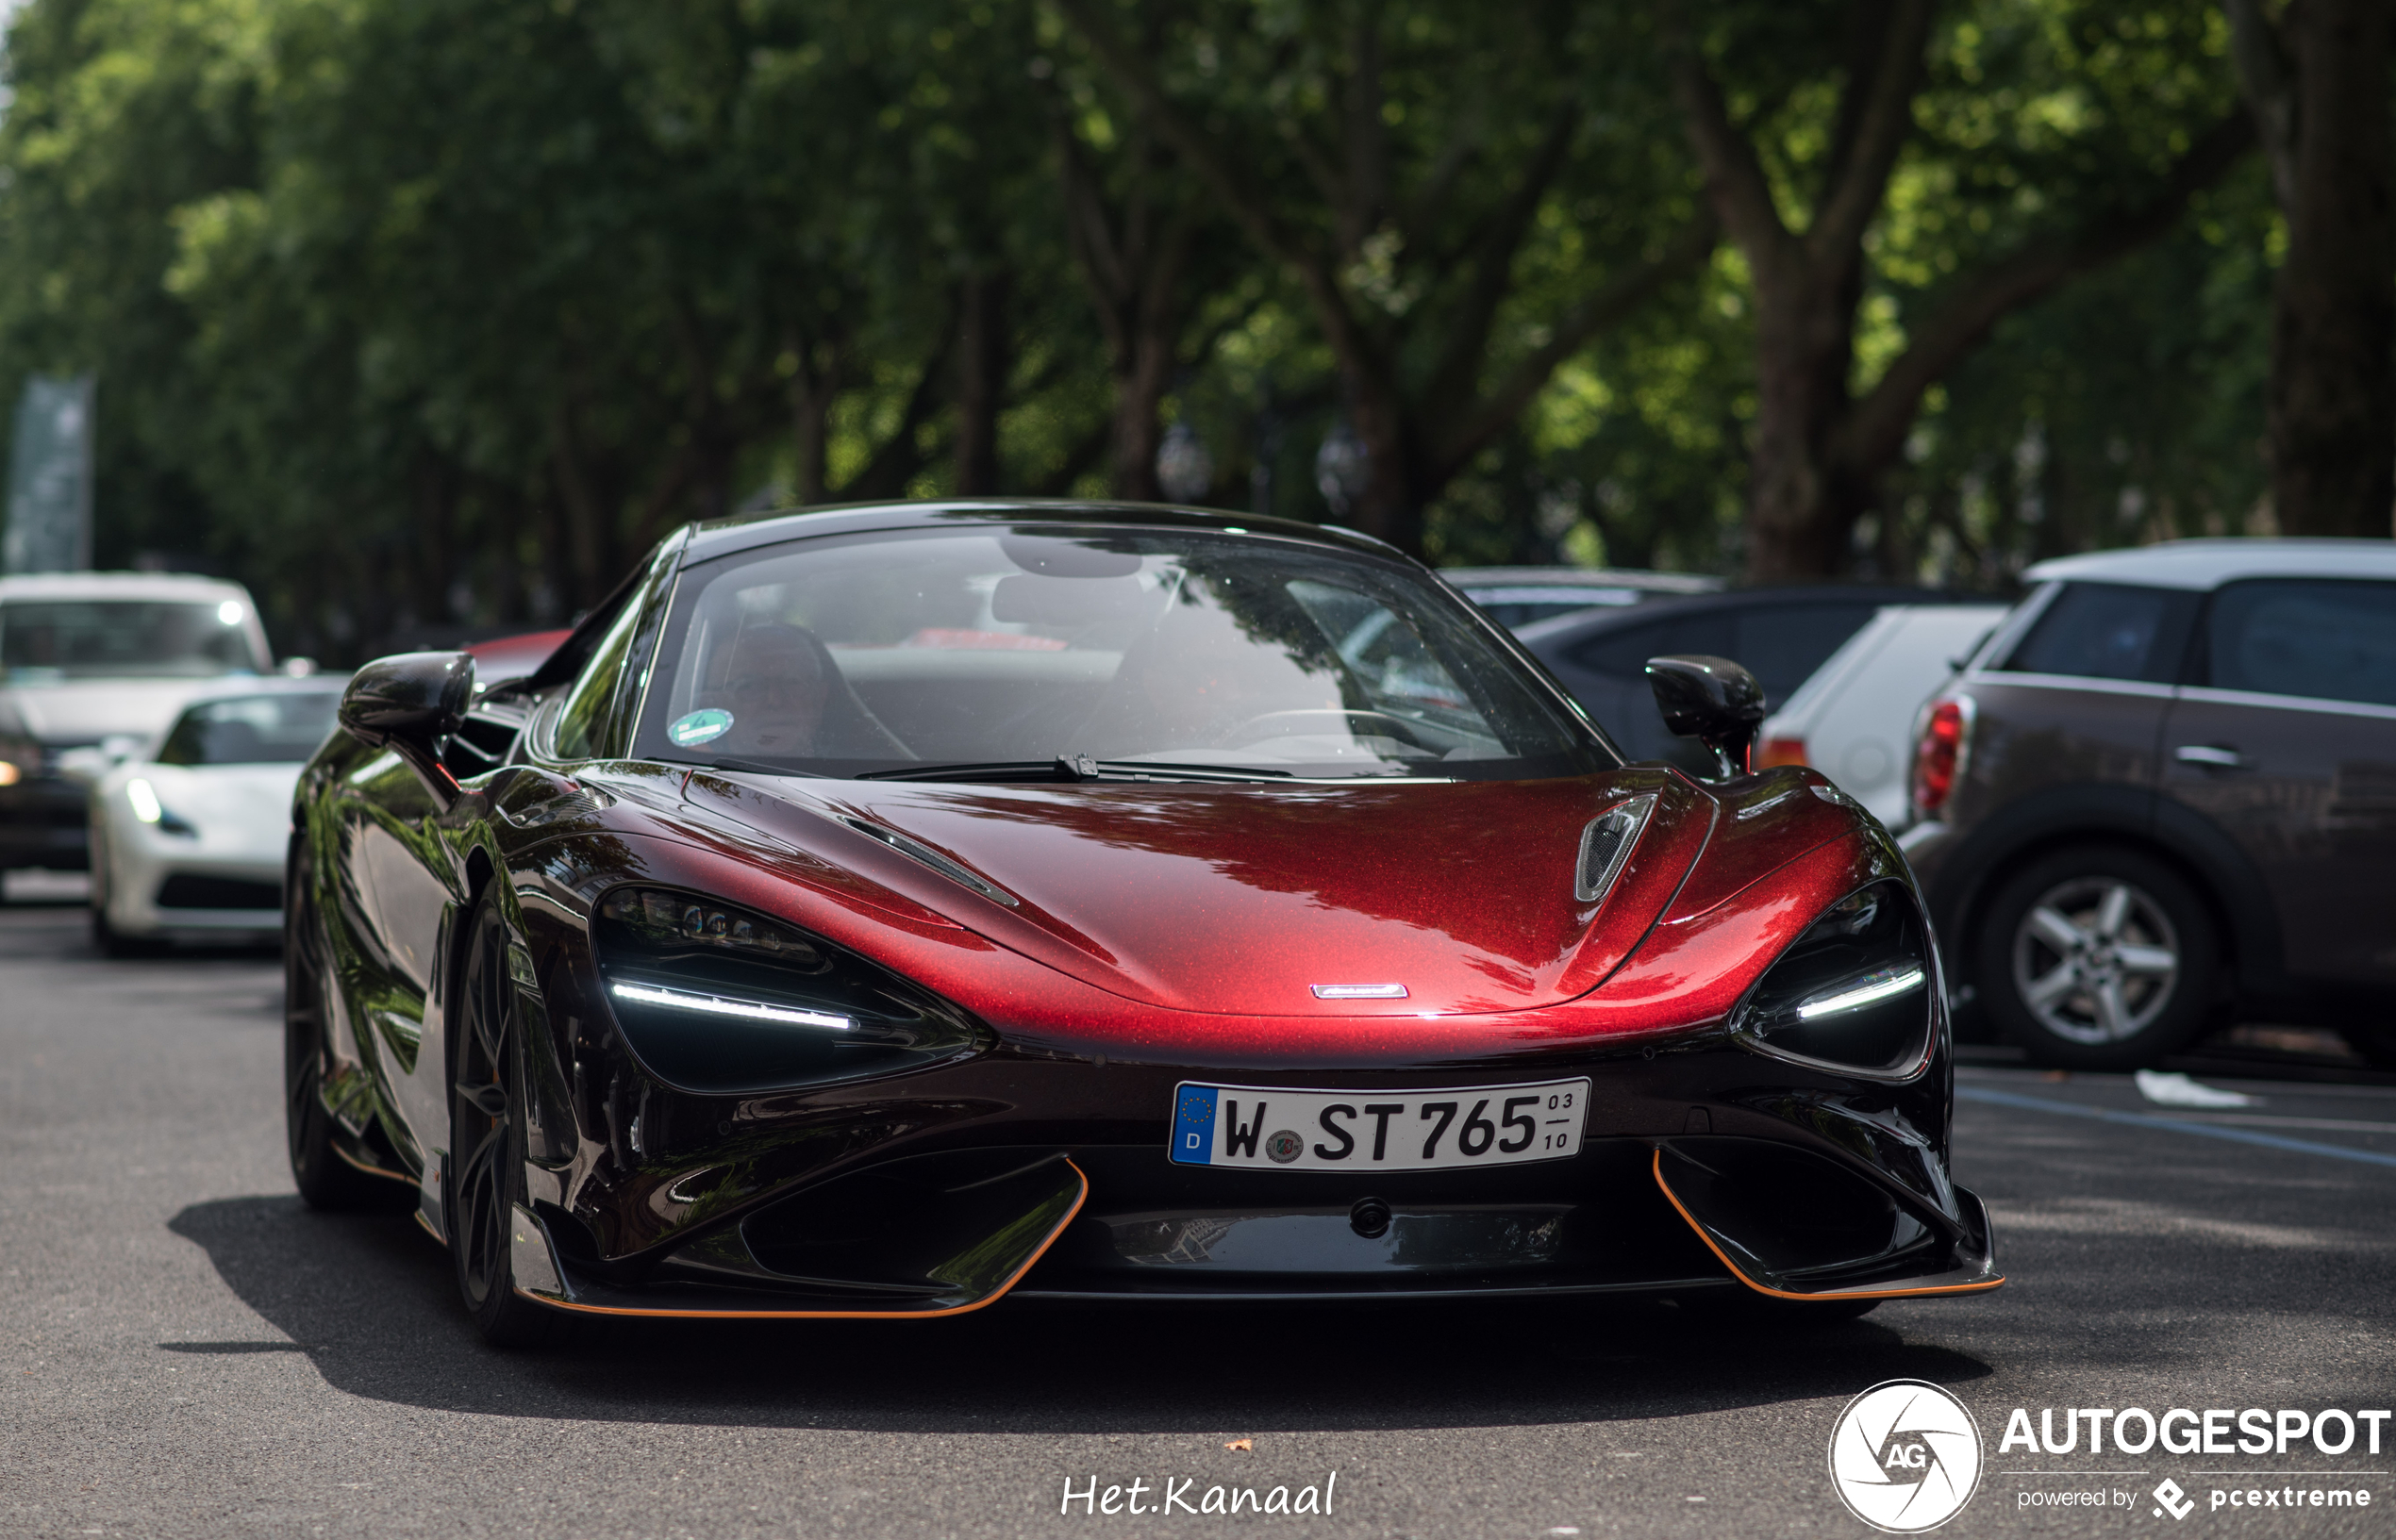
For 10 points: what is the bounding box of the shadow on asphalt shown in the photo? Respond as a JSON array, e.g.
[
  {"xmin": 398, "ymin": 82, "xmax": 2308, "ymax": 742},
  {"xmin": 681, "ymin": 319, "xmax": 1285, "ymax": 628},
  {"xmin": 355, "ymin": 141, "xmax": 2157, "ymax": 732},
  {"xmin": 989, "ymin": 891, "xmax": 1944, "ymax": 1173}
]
[{"xmin": 167, "ymin": 1194, "xmax": 1991, "ymax": 1432}]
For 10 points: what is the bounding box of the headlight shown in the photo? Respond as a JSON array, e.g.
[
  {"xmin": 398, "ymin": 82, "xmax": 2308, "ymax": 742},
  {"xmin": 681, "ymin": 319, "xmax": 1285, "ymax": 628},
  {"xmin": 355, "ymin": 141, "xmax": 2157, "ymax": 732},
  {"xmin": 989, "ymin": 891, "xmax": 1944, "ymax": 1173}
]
[
  {"xmin": 1733, "ymin": 880, "xmax": 1932, "ymax": 1073},
  {"xmin": 125, "ymin": 777, "xmax": 198, "ymax": 836},
  {"xmin": 593, "ymin": 886, "xmax": 984, "ymax": 1093}
]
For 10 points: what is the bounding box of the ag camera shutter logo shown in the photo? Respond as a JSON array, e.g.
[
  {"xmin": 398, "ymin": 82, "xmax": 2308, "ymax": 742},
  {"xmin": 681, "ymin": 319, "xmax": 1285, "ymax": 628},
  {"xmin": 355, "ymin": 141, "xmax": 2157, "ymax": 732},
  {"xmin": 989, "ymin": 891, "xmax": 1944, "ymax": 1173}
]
[{"xmin": 1829, "ymin": 1379, "xmax": 1984, "ymax": 1532}]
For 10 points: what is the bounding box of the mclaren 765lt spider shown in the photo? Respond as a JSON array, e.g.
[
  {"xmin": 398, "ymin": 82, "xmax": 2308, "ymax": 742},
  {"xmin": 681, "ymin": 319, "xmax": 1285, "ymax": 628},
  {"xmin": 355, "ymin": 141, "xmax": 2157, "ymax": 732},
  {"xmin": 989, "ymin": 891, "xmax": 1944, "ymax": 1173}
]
[{"xmin": 287, "ymin": 501, "xmax": 2001, "ymax": 1345}]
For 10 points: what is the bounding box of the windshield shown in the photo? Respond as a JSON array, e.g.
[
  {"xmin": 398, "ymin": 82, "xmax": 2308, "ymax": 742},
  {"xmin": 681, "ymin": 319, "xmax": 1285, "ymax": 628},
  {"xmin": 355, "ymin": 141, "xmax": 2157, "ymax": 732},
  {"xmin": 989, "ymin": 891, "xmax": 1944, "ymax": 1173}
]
[
  {"xmin": 628, "ymin": 526, "xmax": 1609, "ymax": 781},
  {"xmin": 155, "ymin": 691, "xmax": 341, "ymax": 765},
  {"xmin": 0, "ymin": 600, "xmax": 265, "ymax": 680}
]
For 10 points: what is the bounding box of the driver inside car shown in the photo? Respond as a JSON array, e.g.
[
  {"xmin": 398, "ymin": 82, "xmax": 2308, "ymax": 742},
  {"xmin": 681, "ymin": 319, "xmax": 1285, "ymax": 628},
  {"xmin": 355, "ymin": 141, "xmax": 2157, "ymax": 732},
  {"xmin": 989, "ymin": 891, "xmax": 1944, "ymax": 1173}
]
[
  {"xmin": 705, "ymin": 623, "xmax": 832, "ymax": 757},
  {"xmin": 1080, "ymin": 586, "xmax": 1355, "ymax": 753}
]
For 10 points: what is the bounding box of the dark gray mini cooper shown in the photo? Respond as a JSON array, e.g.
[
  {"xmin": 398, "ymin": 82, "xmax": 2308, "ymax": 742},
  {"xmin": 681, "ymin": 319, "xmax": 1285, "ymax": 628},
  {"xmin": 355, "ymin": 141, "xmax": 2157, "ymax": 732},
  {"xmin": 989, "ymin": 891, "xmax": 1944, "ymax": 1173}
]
[{"xmin": 1901, "ymin": 538, "xmax": 2396, "ymax": 1069}]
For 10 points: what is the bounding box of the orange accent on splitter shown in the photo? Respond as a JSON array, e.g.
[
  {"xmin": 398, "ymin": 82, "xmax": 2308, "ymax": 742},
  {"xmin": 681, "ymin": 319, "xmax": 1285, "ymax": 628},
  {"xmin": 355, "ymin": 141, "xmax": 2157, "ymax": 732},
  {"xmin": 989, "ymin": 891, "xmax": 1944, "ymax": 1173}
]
[
  {"xmin": 331, "ymin": 1142, "xmax": 414, "ymax": 1186},
  {"xmin": 513, "ymin": 1158, "xmax": 1091, "ymax": 1320},
  {"xmin": 1651, "ymin": 1150, "xmax": 2004, "ymax": 1300}
]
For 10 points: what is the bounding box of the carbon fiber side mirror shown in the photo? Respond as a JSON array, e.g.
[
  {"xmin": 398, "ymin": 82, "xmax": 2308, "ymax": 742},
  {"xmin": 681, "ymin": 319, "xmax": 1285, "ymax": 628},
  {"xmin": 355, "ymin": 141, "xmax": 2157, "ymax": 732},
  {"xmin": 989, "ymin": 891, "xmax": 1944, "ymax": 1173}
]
[{"xmin": 1645, "ymin": 654, "xmax": 1765, "ymax": 780}]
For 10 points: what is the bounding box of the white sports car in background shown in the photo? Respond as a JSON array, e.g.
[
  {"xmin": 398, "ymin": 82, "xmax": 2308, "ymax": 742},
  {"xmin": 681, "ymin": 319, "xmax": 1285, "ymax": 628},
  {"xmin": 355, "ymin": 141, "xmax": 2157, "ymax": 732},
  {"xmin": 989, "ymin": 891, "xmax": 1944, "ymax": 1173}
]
[{"xmin": 88, "ymin": 681, "xmax": 344, "ymax": 954}]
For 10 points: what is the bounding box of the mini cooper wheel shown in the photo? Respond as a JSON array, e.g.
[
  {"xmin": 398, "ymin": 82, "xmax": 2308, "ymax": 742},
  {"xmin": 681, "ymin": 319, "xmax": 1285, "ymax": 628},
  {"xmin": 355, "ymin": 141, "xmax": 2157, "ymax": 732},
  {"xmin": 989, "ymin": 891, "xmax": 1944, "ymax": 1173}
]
[
  {"xmin": 446, "ymin": 892, "xmax": 566, "ymax": 1348},
  {"xmin": 285, "ymin": 846, "xmax": 407, "ymax": 1210},
  {"xmin": 1978, "ymin": 846, "xmax": 2215, "ymax": 1070}
]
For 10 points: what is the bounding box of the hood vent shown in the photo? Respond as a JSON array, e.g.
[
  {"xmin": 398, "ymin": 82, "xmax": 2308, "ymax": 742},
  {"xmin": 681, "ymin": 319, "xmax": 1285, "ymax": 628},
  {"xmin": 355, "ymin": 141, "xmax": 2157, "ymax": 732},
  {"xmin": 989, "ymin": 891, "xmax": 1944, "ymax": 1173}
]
[
  {"xmin": 1575, "ymin": 793, "xmax": 1656, "ymax": 905},
  {"xmin": 837, "ymin": 815, "xmax": 1020, "ymax": 908}
]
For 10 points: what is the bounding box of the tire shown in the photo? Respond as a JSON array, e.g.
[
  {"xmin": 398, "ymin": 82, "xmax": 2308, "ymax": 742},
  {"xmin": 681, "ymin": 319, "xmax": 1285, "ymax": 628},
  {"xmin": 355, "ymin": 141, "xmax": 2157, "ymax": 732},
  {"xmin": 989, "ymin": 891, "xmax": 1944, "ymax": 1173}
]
[
  {"xmin": 1977, "ymin": 845, "xmax": 2216, "ymax": 1070},
  {"xmin": 2340, "ymin": 1027, "xmax": 2396, "ymax": 1070},
  {"xmin": 285, "ymin": 847, "xmax": 409, "ymax": 1211},
  {"xmin": 447, "ymin": 891, "xmax": 569, "ymax": 1349},
  {"xmin": 91, "ymin": 903, "xmax": 160, "ymax": 959}
]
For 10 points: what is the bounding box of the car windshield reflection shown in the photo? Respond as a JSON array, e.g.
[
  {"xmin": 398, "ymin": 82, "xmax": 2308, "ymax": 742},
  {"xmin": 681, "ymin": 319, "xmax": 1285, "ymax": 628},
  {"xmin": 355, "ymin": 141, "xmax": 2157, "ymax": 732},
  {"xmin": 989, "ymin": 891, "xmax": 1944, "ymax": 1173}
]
[{"xmin": 632, "ymin": 527, "xmax": 1607, "ymax": 782}]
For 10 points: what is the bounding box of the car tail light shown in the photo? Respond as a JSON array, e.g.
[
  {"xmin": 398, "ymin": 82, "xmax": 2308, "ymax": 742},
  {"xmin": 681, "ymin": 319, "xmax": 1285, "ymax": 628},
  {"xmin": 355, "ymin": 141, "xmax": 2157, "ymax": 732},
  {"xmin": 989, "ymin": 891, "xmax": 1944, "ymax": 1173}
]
[
  {"xmin": 1758, "ymin": 737, "xmax": 1808, "ymax": 769},
  {"xmin": 1911, "ymin": 697, "xmax": 1972, "ymax": 815}
]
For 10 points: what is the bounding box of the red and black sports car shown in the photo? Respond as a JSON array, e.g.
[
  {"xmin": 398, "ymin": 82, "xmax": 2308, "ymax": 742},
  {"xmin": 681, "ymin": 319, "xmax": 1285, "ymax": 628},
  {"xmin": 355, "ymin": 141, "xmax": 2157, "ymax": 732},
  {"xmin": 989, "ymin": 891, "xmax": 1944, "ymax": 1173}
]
[{"xmin": 288, "ymin": 501, "xmax": 2001, "ymax": 1345}]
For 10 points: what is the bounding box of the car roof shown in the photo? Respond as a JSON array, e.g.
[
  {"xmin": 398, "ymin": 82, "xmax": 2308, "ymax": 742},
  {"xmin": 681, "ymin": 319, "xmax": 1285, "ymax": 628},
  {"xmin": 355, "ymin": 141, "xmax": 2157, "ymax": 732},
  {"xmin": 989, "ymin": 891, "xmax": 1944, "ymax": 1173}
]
[
  {"xmin": 1766, "ymin": 603, "xmax": 2012, "ymax": 724},
  {"xmin": 685, "ymin": 498, "xmax": 1404, "ymax": 565},
  {"xmin": 1439, "ymin": 566, "xmax": 1722, "ymax": 595},
  {"xmin": 1510, "ymin": 584, "xmax": 1970, "ymax": 646},
  {"xmin": 0, "ymin": 571, "xmax": 255, "ymax": 604},
  {"xmin": 2022, "ymin": 538, "xmax": 2396, "ymax": 590}
]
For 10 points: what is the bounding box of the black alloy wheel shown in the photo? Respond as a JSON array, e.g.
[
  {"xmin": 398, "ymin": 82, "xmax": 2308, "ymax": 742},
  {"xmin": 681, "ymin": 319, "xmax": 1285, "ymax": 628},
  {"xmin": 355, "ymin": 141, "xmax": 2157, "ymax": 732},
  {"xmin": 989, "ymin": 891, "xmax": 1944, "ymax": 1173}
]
[
  {"xmin": 446, "ymin": 891, "xmax": 567, "ymax": 1348},
  {"xmin": 1976, "ymin": 844, "xmax": 2217, "ymax": 1071},
  {"xmin": 285, "ymin": 839, "xmax": 408, "ymax": 1210}
]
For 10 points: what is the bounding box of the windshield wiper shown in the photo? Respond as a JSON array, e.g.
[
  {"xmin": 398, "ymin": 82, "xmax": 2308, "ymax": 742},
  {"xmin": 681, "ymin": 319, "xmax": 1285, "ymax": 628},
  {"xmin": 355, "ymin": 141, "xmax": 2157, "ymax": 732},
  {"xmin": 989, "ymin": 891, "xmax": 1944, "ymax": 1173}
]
[{"xmin": 858, "ymin": 755, "xmax": 1295, "ymax": 785}]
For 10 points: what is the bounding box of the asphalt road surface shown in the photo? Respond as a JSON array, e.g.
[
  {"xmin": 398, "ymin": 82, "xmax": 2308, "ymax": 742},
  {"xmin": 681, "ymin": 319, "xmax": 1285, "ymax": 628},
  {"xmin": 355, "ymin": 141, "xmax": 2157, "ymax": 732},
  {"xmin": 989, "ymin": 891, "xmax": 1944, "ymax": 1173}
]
[{"xmin": 2, "ymin": 902, "xmax": 2390, "ymax": 1540}]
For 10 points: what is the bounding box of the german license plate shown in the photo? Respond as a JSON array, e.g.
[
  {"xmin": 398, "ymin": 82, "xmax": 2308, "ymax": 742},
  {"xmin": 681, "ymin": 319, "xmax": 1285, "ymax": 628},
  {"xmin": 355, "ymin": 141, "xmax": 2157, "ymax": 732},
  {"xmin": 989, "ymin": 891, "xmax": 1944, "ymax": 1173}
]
[{"xmin": 1169, "ymin": 1078, "xmax": 1590, "ymax": 1171}]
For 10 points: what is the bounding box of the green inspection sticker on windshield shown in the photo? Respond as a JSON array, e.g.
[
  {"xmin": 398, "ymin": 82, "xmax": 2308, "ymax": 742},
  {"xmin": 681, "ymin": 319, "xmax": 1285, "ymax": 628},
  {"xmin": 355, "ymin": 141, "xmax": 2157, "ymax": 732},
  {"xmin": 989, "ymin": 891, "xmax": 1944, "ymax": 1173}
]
[{"xmin": 668, "ymin": 708, "xmax": 733, "ymax": 747}]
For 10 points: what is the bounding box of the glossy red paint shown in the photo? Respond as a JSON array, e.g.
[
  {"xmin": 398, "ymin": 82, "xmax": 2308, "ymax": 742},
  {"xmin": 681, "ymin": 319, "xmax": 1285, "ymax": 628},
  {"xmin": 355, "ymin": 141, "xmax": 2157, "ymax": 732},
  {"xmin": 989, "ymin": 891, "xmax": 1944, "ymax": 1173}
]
[
  {"xmin": 693, "ymin": 770, "xmax": 1715, "ymax": 1017},
  {"xmin": 558, "ymin": 763, "xmax": 1889, "ymax": 1069},
  {"xmin": 1657, "ymin": 776, "xmax": 1861, "ymax": 923}
]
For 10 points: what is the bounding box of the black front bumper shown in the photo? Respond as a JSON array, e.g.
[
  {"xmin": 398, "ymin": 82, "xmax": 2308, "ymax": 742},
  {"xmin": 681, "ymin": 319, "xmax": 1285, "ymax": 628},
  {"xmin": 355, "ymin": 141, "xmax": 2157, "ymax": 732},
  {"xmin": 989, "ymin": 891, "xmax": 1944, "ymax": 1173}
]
[{"xmin": 487, "ymin": 1036, "xmax": 2001, "ymax": 1318}]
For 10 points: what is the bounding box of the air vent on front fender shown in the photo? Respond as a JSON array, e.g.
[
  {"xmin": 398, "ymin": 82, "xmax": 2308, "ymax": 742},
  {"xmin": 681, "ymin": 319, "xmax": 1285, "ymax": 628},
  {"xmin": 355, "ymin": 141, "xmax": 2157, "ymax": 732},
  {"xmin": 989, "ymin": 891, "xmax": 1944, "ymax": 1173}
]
[
  {"xmin": 837, "ymin": 816, "xmax": 1020, "ymax": 907},
  {"xmin": 1575, "ymin": 793, "xmax": 1656, "ymax": 905}
]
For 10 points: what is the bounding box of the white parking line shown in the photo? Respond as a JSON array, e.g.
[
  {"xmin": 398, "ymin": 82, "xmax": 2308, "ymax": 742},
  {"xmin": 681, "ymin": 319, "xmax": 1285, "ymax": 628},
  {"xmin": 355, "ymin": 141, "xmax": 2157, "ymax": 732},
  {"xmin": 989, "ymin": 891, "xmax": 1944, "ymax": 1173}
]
[{"xmin": 1956, "ymin": 1085, "xmax": 2396, "ymax": 1169}]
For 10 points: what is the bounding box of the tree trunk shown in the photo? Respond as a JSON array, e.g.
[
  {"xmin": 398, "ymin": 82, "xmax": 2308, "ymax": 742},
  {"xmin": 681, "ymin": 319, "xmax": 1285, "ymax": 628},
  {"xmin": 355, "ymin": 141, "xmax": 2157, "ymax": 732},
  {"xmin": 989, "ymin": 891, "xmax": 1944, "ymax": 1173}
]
[
  {"xmin": 1344, "ymin": 373, "xmax": 1421, "ymax": 552},
  {"xmin": 1111, "ymin": 324, "xmax": 1171, "ymax": 502},
  {"xmin": 2269, "ymin": 0, "xmax": 2395, "ymax": 538},
  {"xmin": 548, "ymin": 398, "xmax": 614, "ymax": 611},
  {"xmin": 954, "ymin": 271, "xmax": 1010, "ymax": 495},
  {"xmin": 1743, "ymin": 267, "xmax": 1867, "ymax": 581},
  {"xmin": 1107, "ymin": 222, "xmax": 1192, "ymax": 503},
  {"xmin": 789, "ymin": 335, "xmax": 837, "ymax": 505},
  {"xmin": 410, "ymin": 452, "xmax": 459, "ymax": 627}
]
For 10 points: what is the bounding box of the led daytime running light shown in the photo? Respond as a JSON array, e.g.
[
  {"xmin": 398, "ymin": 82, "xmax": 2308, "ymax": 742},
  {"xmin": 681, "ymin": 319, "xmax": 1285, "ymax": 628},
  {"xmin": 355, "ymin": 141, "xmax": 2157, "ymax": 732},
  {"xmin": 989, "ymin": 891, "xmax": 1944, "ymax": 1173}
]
[
  {"xmin": 1794, "ymin": 965, "xmax": 1926, "ymax": 1021},
  {"xmin": 609, "ymin": 980, "xmax": 853, "ymax": 1032},
  {"xmin": 126, "ymin": 778, "xmax": 164, "ymax": 824}
]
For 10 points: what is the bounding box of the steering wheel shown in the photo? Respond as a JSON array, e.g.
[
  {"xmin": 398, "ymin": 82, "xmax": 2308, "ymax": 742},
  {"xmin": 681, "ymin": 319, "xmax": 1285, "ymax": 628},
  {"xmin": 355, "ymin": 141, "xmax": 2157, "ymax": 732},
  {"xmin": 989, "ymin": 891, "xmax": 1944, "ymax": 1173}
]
[{"xmin": 1216, "ymin": 708, "xmax": 1437, "ymax": 750}]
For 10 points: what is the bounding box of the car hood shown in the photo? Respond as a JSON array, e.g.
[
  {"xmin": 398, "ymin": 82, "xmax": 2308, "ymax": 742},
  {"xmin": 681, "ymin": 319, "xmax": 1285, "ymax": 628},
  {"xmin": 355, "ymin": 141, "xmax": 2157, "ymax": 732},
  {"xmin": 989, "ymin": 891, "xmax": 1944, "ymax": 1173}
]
[
  {"xmin": 683, "ymin": 772, "xmax": 1718, "ymax": 1018},
  {"xmin": 1, "ymin": 678, "xmax": 239, "ymax": 744}
]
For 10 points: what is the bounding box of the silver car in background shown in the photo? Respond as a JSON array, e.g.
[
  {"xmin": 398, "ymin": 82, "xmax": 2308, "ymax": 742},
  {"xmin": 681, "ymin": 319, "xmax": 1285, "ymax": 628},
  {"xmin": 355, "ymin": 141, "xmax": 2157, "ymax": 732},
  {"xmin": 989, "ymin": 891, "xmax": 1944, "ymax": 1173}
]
[
  {"xmin": 0, "ymin": 571, "xmax": 276, "ymax": 873},
  {"xmin": 1757, "ymin": 604, "xmax": 2008, "ymax": 827},
  {"xmin": 1438, "ymin": 566, "xmax": 1722, "ymax": 630}
]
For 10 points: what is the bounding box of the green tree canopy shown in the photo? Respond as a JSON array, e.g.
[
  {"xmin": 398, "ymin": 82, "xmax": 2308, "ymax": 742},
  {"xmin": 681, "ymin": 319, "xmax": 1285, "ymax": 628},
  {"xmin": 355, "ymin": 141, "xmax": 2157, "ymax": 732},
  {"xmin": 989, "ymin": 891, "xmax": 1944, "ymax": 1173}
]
[{"xmin": 0, "ymin": 0, "xmax": 2335, "ymax": 660}]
